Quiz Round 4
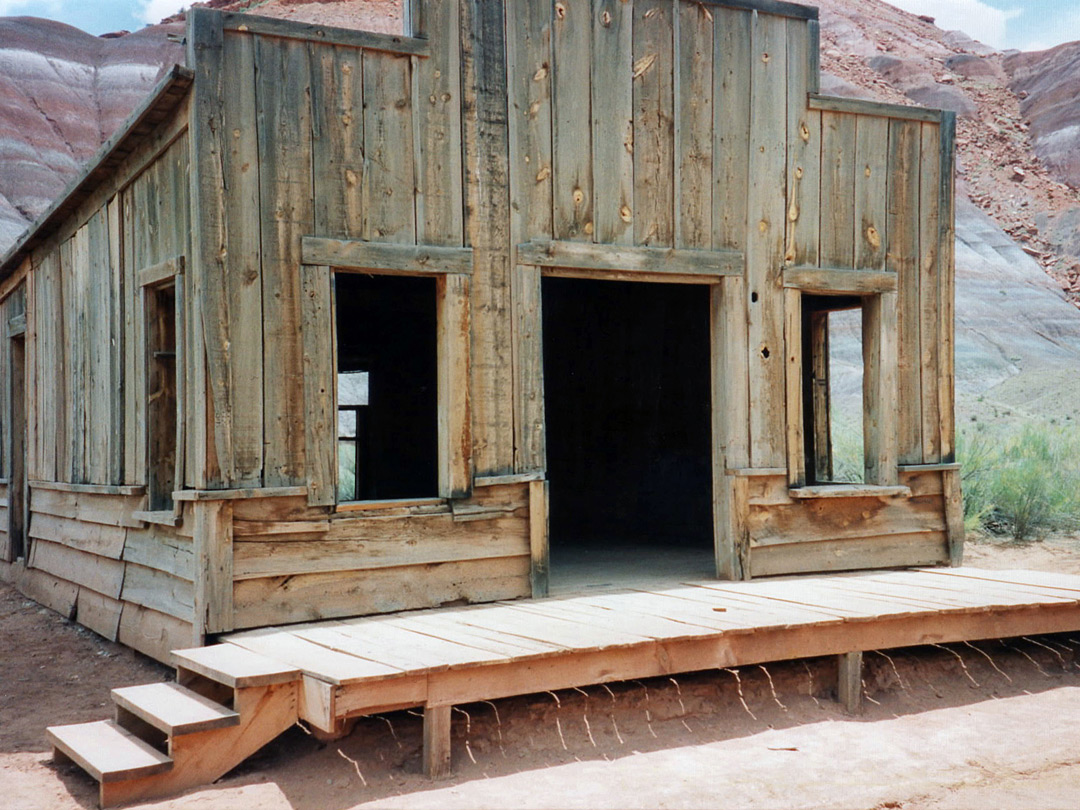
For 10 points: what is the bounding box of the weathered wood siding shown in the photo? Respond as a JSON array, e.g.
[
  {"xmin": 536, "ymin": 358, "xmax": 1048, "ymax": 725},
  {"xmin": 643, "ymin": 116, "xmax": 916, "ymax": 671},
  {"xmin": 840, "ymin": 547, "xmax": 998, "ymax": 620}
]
[
  {"xmin": 188, "ymin": 11, "xmax": 466, "ymax": 490},
  {"xmin": 16, "ymin": 487, "xmax": 197, "ymax": 661},
  {"xmin": 228, "ymin": 482, "xmax": 532, "ymax": 629},
  {"xmin": 0, "ymin": 92, "xmax": 197, "ymax": 660}
]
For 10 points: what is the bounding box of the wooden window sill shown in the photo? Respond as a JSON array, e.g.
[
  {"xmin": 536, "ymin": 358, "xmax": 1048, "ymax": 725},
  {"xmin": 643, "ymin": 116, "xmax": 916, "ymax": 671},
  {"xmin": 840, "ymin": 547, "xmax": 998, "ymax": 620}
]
[
  {"xmin": 132, "ymin": 510, "xmax": 182, "ymax": 527},
  {"xmin": 789, "ymin": 484, "xmax": 912, "ymax": 500}
]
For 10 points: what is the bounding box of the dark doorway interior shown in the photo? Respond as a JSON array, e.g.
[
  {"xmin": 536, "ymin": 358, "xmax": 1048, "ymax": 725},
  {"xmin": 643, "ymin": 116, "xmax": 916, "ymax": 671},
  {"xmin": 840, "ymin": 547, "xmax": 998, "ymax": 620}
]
[
  {"xmin": 542, "ymin": 277, "xmax": 713, "ymax": 585},
  {"xmin": 335, "ymin": 273, "xmax": 438, "ymax": 501}
]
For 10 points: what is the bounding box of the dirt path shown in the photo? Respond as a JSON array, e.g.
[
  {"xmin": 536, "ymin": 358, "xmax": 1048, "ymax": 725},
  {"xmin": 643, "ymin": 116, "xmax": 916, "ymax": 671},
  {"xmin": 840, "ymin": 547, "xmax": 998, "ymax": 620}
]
[{"xmin": 4, "ymin": 537, "xmax": 1080, "ymax": 810}]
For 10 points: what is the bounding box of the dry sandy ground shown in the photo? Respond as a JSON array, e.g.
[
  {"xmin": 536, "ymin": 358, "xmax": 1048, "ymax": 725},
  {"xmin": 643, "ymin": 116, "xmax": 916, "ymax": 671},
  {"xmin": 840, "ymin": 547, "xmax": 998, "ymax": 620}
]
[{"xmin": 4, "ymin": 536, "xmax": 1080, "ymax": 810}]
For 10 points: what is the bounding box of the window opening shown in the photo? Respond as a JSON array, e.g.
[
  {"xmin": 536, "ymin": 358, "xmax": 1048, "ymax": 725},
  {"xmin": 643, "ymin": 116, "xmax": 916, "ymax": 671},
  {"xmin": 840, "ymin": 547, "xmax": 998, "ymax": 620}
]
[
  {"xmin": 802, "ymin": 294, "xmax": 864, "ymax": 485},
  {"xmin": 147, "ymin": 284, "xmax": 177, "ymax": 510},
  {"xmin": 335, "ymin": 273, "xmax": 438, "ymax": 501}
]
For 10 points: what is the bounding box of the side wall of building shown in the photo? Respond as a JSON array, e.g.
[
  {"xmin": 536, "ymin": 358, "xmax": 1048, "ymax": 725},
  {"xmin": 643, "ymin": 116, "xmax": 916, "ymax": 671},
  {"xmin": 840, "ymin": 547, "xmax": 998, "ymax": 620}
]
[{"xmin": 0, "ymin": 92, "xmax": 200, "ymax": 662}]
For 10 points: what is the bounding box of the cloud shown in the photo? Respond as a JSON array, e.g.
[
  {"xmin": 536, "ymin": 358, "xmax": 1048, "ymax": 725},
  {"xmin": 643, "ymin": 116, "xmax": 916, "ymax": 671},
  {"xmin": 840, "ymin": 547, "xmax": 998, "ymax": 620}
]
[
  {"xmin": 887, "ymin": 0, "xmax": 1021, "ymax": 49},
  {"xmin": 139, "ymin": 0, "xmax": 187, "ymax": 25}
]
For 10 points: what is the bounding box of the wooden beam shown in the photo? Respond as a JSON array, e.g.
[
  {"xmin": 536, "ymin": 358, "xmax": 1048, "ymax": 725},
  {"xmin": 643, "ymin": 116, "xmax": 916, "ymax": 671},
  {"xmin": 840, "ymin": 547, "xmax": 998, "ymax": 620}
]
[
  {"xmin": 529, "ymin": 480, "xmax": 549, "ymax": 598},
  {"xmin": 422, "ymin": 704, "xmax": 452, "ymax": 779},
  {"xmin": 519, "ymin": 240, "xmax": 743, "ymax": 278},
  {"xmin": 6, "ymin": 313, "xmax": 25, "ymax": 337},
  {"xmin": 436, "ymin": 274, "xmax": 472, "ymax": 499},
  {"xmin": 193, "ymin": 499, "xmax": 233, "ymax": 638},
  {"xmin": 30, "ymin": 481, "xmax": 146, "ymax": 496},
  {"xmin": 137, "ymin": 256, "xmax": 184, "ymax": 289},
  {"xmin": 474, "ymin": 472, "xmax": 544, "ymax": 488},
  {"xmin": 789, "ymin": 484, "xmax": 911, "ymax": 499},
  {"xmin": 783, "ymin": 267, "xmax": 898, "ymax": 294},
  {"xmin": 808, "ymin": 94, "xmax": 945, "ymax": 123},
  {"xmin": 172, "ymin": 486, "xmax": 308, "ymax": 502},
  {"xmin": 301, "ymin": 237, "xmax": 473, "ymax": 275},
  {"xmin": 837, "ymin": 651, "xmax": 862, "ymax": 714},
  {"xmin": 699, "ymin": 0, "xmax": 818, "ymax": 20},
  {"xmin": 300, "ymin": 266, "xmax": 336, "ymax": 507},
  {"xmin": 942, "ymin": 467, "xmax": 965, "ymax": 567},
  {"xmin": 220, "ymin": 11, "xmax": 430, "ymax": 57}
]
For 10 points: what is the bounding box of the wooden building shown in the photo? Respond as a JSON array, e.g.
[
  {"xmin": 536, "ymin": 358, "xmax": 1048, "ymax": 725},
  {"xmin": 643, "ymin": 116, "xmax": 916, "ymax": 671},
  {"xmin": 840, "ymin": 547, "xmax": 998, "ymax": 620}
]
[{"xmin": 0, "ymin": 0, "xmax": 962, "ymax": 665}]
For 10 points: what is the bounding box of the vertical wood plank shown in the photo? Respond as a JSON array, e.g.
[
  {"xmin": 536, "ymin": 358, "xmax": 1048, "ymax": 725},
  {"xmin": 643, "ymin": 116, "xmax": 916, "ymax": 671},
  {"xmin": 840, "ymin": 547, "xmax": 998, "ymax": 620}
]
[
  {"xmin": 552, "ymin": 0, "xmax": 593, "ymax": 241},
  {"xmin": 108, "ymin": 197, "xmax": 124, "ymax": 485},
  {"xmin": 591, "ymin": 0, "xmax": 633, "ymax": 244},
  {"xmin": 888, "ymin": 119, "xmax": 922, "ymax": 465},
  {"xmin": 462, "ymin": 0, "xmax": 514, "ymax": 476},
  {"xmin": 223, "ymin": 30, "xmax": 264, "ymax": 487},
  {"xmin": 713, "ymin": 281, "xmax": 748, "ymax": 580},
  {"xmin": 938, "ymin": 112, "xmax": 957, "ymax": 461},
  {"xmin": 72, "ymin": 225, "xmax": 89, "ymax": 483},
  {"xmin": 712, "ymin": 5, "xmax": 750, "ymax": 252},
  {"xmin": 311, "ymin": 44, "xmax": 365, "ymax": 240},
  {"xmin": 529, "ymin": 478, "xmax": 549, "ymax": 597},
  {"xmin": 675, "ymin": 0, "xmax": 713, "ymax": 249},
  {"xmin": 437, "ymin": 274, "xmax": 472, "ymax": 499},
  {"xmin": 60, "ymin": 238, "xmax": 76, "ymax": 483},
  {"xmin": 187, "ymin": 9, "xmax": 235, "ymax": 486},
  {"xmin": 361, "ymin": 50, "xmax": 416, "ymax": 244},
  {"xmin": 411, "ymin": 0, "xmax": 464, "ymax": 246},
  {"xmin": 918, "ymin": 121, "xmax": 942, "ymax": 463},
  {"xmin": 257, "ymin": 33, "xmax": 314, "ymax": 487},
  {"xmin": 808, "ymin": 310, "xmax": 832, "ymax": 482},
  {"xmin": 53, "ymin": 242, "xmax": 69, "ymax": 484},
  {"xmin": 785, "ymin": 17, "xmax": 819, "ymax": 267},
  {"xmin": 784, "ymin": 288, "xmax": 804, "ymax": 487},
  {"xmin": 193, "ymin": 499, "xmax": 233, "ymax": 637},
  {"xmin": 745, "ymin": 10, "xmax": 787, "ymax": 469},
  {"xmin": 819, "ymin": 111, "xmax": 856, "ymax": 269},
  {"xmin": 88, "ymin": 209, "xmax": 110, "ymax": 484},
  {"xmin": 863, "ymin": 291, "xmax": 898, "ymax": 485},
  {"xmin": 632, "ymin": 0, "xmax": 675, "ymax": 247},
  {"xmin": 512, "ymin": 265, "xmax": 545, "ymax": 472},
  {"xmin": 942, "ymin": 466, "xmax": 964, "ymax": 566},
  {"xmin": 507, "ymin": 0, "xmax": 553, "ymax": 244},
  {"xmin": 37, "ymin": 253, "xmax": 57, "ymax": 483},
  {"xmin": 301, "ymin": 265, "xmax": 336, "ymax": 507},
  {"xmin": 854, "ymin": 116, "xmax": 888, "ymax": 270}
]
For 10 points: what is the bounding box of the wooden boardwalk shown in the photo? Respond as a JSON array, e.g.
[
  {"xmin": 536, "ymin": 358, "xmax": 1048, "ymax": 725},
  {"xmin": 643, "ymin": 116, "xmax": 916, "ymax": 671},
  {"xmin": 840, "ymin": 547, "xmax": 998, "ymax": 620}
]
[{"xmin": 222, "ymin": 566, "xmax": 1080, "ymax": 774}]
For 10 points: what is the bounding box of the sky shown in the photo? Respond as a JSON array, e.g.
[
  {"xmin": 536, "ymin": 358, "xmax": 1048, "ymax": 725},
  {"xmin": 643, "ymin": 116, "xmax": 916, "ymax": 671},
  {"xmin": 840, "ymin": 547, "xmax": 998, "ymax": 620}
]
[{"xmin": 1, "ymin": 0, "xmax": 1080, "ymax": 52}]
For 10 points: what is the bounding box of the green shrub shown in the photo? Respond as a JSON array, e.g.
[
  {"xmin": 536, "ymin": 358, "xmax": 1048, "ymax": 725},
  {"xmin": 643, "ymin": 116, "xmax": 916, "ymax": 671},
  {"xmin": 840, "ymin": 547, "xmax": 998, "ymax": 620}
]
[{"xmin": 958, "ymin": 422, "xmax": 1080, "ymax": 541}]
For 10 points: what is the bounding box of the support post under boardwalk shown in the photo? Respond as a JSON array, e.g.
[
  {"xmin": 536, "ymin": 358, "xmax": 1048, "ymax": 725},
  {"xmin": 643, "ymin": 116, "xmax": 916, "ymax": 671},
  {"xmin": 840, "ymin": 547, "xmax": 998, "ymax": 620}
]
[
  {"xmin": 837, "ymin": 651, "xmax": 863, "ymax": 714},
  {"xmin": 423, "ymin": 705, "xmax": 452, "ymax": 778}
]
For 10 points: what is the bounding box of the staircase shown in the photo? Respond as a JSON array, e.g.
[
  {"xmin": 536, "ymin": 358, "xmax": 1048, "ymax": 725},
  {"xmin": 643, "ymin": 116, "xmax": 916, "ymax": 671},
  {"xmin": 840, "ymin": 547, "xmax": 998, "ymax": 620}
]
[{"xmin": 47, "ymin": 644, "xmax": 302, "ymax": 807}]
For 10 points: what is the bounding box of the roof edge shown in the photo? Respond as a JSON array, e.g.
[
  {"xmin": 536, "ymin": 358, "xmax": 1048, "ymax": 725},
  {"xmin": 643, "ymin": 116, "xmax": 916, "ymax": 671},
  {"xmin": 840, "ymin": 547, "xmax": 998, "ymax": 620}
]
[
  {"xmin": 0, "ymin": 64, "xmax": 194, "ymax": 281},
  {"xmin": 702, "ymin": 0, "xmax": 819, "ymax": 21}
]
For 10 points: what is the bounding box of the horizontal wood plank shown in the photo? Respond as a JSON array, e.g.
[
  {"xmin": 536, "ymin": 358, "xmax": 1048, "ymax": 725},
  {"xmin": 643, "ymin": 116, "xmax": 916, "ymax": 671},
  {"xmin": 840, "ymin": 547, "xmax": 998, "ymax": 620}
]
[
  {"xmin": 808, "ymin": 94, "xmax": 945, "ymax": 123},
  {"xmin": 220, "ymin": 11, "xmax": 430, "ymax": 56},
  {"xmin": 233, "ymin": 517, "xmax": 529, "ymax": 579},
  {"xmin": 301, "ymin": 237, "xmax": 473, "ymax": 274},
  {"xmin": 172, "ymin": 487, "xmax": 309, "ymax": 502},
  {"xmin": 783, "ymin": 267, "xmax": 898, "ymax": 293},
  {"xmin": 518, "ymin": 241, "xmax": 743, "ymax": 277},
  {"xmin": 137, "ymin": 256, "xmax": 184, "ymax": 288}
]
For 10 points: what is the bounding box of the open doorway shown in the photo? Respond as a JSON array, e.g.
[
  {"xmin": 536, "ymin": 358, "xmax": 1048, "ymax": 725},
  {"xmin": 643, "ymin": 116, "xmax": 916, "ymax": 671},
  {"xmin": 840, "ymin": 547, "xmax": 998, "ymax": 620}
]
[{"xmin": 542, "ymin": 277, "xmax": 714, "ymax": 591}]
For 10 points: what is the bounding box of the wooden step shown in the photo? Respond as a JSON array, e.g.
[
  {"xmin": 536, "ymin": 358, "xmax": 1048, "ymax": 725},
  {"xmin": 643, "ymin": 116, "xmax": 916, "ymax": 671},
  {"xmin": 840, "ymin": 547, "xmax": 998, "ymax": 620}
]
[
  {"xmin": 112, "ymin": 682, "xmax": 240, "ymax": 736},
  {"xmin": 172, "ymin": 644, "xmax": 301, "ymax": 688},
  {"xmin": 47, "ymin": 720, "xmax": 173, "ymax": 783}
]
